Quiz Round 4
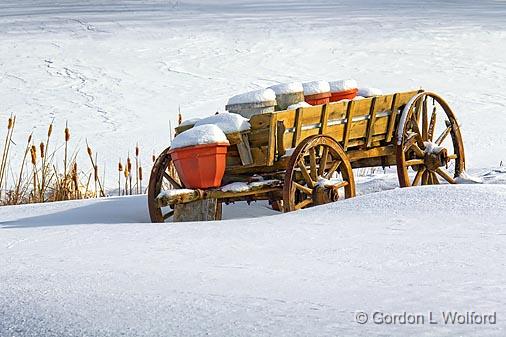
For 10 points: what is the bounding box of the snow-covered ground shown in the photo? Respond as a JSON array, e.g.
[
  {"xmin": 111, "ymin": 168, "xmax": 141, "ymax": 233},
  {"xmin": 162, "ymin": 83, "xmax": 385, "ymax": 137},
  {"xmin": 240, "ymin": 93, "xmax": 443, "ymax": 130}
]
[
  {"xmin": 1, "ymin": 1, "xmax": 506, "ymax": 336},
  {"xmin": 1, "ymin": 185, "xmax": 506, "ymax": 336}
]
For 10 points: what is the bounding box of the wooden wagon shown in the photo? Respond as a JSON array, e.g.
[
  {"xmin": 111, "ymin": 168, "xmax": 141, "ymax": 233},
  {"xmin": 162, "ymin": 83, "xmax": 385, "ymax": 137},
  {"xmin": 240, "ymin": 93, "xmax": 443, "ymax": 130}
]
[{"xmin": 148, "ymin": 90, "xmax": 465, "ymax": 222}]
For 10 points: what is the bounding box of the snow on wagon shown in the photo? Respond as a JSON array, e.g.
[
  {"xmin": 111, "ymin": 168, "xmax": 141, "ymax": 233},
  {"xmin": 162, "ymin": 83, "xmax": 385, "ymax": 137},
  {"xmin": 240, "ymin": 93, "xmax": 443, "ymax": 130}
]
[{"xmin": 147, "ymin": 82, "xmax": 465, "ymax": 222}]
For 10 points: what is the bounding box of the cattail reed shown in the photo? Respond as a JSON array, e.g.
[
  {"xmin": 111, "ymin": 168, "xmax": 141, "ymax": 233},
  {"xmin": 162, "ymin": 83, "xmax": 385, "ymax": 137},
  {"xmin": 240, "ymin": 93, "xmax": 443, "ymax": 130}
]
[
  {"xmin": 124, "ymin": 163, "xmax": 129, "ymax": 196},
  {"xmin": 85, "ymin": 140, "xmax": 105, "ymax": 197},
  {"xmin": 127, "ymin": 156, "xmax": 132, "ymax": 195},
  {"xmin": 118, "ymin": 159, "xmax": 123, "ymax": 196},
  {"xmin": 138, "ymin": 166, "xmax": 143, "ymax": 194},
  {"xmin": 135, "ymin": 144, "xmax": 140, "ymax": 194},
  {"xmin": 64, "ymin": 121, "xmax": 70, "ymax": 179},
  {"xmin": 72, "ymin": 162, "xmax": 79, "ymax": 199}
]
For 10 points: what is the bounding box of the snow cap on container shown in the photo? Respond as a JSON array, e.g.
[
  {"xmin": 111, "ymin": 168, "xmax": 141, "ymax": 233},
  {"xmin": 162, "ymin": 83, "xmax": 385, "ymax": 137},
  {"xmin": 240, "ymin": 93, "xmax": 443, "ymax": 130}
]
[
  {"xmin": 170, "ymin": 124, "xmax": 229, "ymax": 150},
  {"xmin": 287, "ymin": 101, "xmax": 312, "ymax": 110},
  {"xmin": 227, "ymin": 88, "xmax": 276, "ymax": 105},
  {"xmin": 194, "ymin": 112, "xmax": 250, "ymax": 134},
  {"xmin": 302, "ymin": 81, "xmax": 330, "ymax": 95},
  {"xmin": 358, "ymin": 87, "xmax": 383, "ymax": 97},
  {"xmin": 329, "ymin": 79, "xmax": 358, "ymax": 92},
  {"xmin": 268, "ymin": 82, "xmax": 304, "ymax": 95}
]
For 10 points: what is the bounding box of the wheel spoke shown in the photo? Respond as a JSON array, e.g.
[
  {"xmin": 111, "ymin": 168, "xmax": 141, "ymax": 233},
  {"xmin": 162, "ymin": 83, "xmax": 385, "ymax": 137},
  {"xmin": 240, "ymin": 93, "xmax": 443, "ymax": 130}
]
[
  {"xmin": 332, "ymin": 181, "xmax": 349, "ymax": 189},
  {"xmin": 422, "ymin": 97, "xmax": 428, "ymax": 140},
  {"xmin": 318, "ymin": 147, "xmax": 329, "ymax": 176},
  {"xmin": 308, "ymin": 148, "xmax": 318, "ymax": 181},
  {"xmin": 435, "ymin": 123, "xmax": 451, "ymax": 146},
  {"xmin": 404, "ymin": 159, "xmax": 425, "ymax": 167},
  {"xmin": 294, "ymin": 182, "xmax": 313, "ymax": 195},
  {"xmin": 324, "ymin": 160, "xmax": 342, "ymax": 179},
  {"xmin": 436, "ymin": 167, "xmax": 456, "ymax": 184},
  {"xmin": 431, "ymin": 172, "xmax": 439, "ymax": 185},
  {"xmin": 411, "ymin": 144, "xmax": 425, "ymax": 158},
  {"xmin": 297, "ymin": 160, "xmax": 315, "ymax": 188},
  {"xmin": 410, "ymin": 122, "xmax": 426, "ymax": 150},
  {"xmin": 421, "ymin": 170, "xmax": 429, "ymax": 185},
  {"xmin": 412, "ymin": 167, "xmax": 425, "ymax": 186},
  {"xmin": 294, "ymin": 198, "xmax": 312, "ymax": 210},
  {"xmin": 403, "ymin": 134, "xmax": 417, "ymax": 153},
  {"xmin": 163, "ymin": 171, "xmax": 181, "ymax": 189},
  {"xmin": 428, "ymin": 107, "xmax": 437, "ymax": 141}
]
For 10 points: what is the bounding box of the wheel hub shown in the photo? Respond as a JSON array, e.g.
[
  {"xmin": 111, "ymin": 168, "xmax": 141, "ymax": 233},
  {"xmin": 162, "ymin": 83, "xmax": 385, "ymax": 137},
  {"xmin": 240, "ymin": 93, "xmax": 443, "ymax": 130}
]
[{"xmin": 424, "ymin": 148, "xmax": 448, "ymax": 171}]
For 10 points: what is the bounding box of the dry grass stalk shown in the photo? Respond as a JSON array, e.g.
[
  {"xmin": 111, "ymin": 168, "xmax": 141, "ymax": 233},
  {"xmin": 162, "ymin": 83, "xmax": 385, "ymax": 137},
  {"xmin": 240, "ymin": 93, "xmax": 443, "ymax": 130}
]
[{"xmin": 0, "ymin": 115, "xmax": 16, "ymax": 198}]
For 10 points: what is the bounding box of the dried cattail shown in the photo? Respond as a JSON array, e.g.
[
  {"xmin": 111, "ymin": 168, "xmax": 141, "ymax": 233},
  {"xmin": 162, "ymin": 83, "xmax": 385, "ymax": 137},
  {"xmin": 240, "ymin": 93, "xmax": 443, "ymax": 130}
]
[
  {"xmin": 127, "ymin": 157, "xmax": 132, "ymax": 172},
  {"xmin": 138, "ymin": 167, "xmax": 143, "ymax": 181},
  {"xmin": 178, "ymin": 113, "xmax": 182, "ymax": 125},
  {"xmin": 152, "ymin": 154, "xmax": 156, "ymax": 162},
  {"xmin": 39, "ymin": 142, "xmax": 45, "ymax": 159},
  {"xmin": 30, "ymin": 145, "xmax": 37, "ymax": 165},
  {"xmin": 124, "ymin": 167, "xmax": 129, "ymax": 178},
  {"xmin": 94, "ymin": 164, "xmax": 98, "ymax": 182},
  {"xmin": 135, "ymin": 144, "xmax": 139, "ymax": 157},
  {"xmin": 48, "ymin": 123, "xmax": 53, "ymax": 138},
  {"xmin": 64, "ymin": 122, "xmax": 70, "ymax": 142},
  {"xmin": 87, "ymin": 145, "xmax": 92, "ymax": 157},
  {"xmin": 118, "ymin": 161, "xmax": 123, "ymax": 172},
  {"xmin": 27, "ymin": 133, "xmax": 32, "ymax": 144},
  {"xmin": 7, "ymin": 117, "xmax": 13, "ymax": 130}
]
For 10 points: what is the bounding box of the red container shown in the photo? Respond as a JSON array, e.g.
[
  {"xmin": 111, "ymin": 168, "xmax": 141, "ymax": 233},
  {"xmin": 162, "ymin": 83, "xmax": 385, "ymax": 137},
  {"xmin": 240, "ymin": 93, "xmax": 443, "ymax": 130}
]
[
  {"xmin": 304, "ymin": 92, "xmax": 331, "ymax": 106},
  {"xmin": 330, "ymin": 88, "xmax": 358, "ymax": 102},
  {"xmin": 169, "ymin": 143, "xmax": 228, "ymax": 189}
]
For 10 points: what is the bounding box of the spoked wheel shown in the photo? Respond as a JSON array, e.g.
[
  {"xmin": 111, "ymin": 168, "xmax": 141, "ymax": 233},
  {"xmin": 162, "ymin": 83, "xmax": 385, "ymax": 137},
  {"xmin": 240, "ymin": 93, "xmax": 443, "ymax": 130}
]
[
  {"xmin": 147, "ymin": 147, "xmax": 183, "ymax": 222},
  {"xmin": 283, "ymin": 135, "xmax": 355, "ymax": 212},
  {"xmin": 396, "ymin": 92, "xmax": 465, "ymax": 187}
]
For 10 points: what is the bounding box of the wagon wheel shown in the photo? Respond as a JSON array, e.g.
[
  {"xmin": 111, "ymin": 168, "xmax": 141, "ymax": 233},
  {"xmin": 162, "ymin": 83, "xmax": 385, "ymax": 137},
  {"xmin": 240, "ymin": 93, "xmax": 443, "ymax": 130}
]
[
  {"xmin": 147, "ymin": 147, "xmax": 182, "ymax": 222},
  {"xmin": 283, "ymin": 135, "xmax": 355, "ymax": 212},
  {"xmin": 396, "ymin": 92, "xmax": 465, "ymax": 187}
]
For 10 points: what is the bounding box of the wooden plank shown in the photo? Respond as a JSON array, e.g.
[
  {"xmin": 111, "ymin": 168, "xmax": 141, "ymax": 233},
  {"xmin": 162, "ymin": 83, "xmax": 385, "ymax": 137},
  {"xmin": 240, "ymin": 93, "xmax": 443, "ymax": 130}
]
[
  {"xmin": 249, "ymin": 113, "xmax": 274, "ymax": 130},
  {"xmin": 347, "ymin": 145, "xmax": 395, "ymax": 161},
  {"xmin": 385, "ymin": 93, "xmax": 399, "ymax": 143},
  {"xmin": 342, "ymin": 100, "xmax": 355, "ymax": 150},
  {"xmin": 276, "ymin": 121, "xmax": 286, "ymax": 158},
  {"xmin": 292, "ymin": 108, "xmax": 303, "ymax": 148},
  {"xmin": 237, "ymin": 133, "xmax": 253, "ymax": 165},
  {"xmin": 319, "ymin": 104, "xmax": 329, "ymax": 135},
  {"xmin": 266, "ymin": 114, "xmax": 277, "ymax": 165},
  {"xmin": 365, "ymin": 97, "xmax": 378, "ymax": 147}
]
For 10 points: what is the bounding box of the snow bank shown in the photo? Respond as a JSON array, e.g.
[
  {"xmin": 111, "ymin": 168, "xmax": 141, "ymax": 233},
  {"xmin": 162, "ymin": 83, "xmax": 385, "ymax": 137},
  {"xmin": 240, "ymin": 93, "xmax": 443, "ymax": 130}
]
[
  {"xmin": 302, "ymin": 81, "xmax": 330, "ymax": 95},
  {"xmin": 170, "ymin": 124, "xmax": 229, "ymax": 149},
  {"xmin": 268, "ymin": 82, "xmax": 303, "ymax": 95},
  {"xmin": 194, "ymin": 112, "xmax": 250, "ymax": 134},
  {"xmin": 329, "ymin": 79, "xmax": 358, "ymax": 92},
  {"xmin": 227, "ymin": 88, "xmax": 276, "ymax": 105},
  {"xmin": 358, "ymin": 87, "xmax": 383, "ymax": 97},
  {"xmin": 287, "ymin": 101, "xmax": 311, "ymax": 110},
  {"xmin": 455, "ymin": 171, "xmax": 483, "ymax": 184}
]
